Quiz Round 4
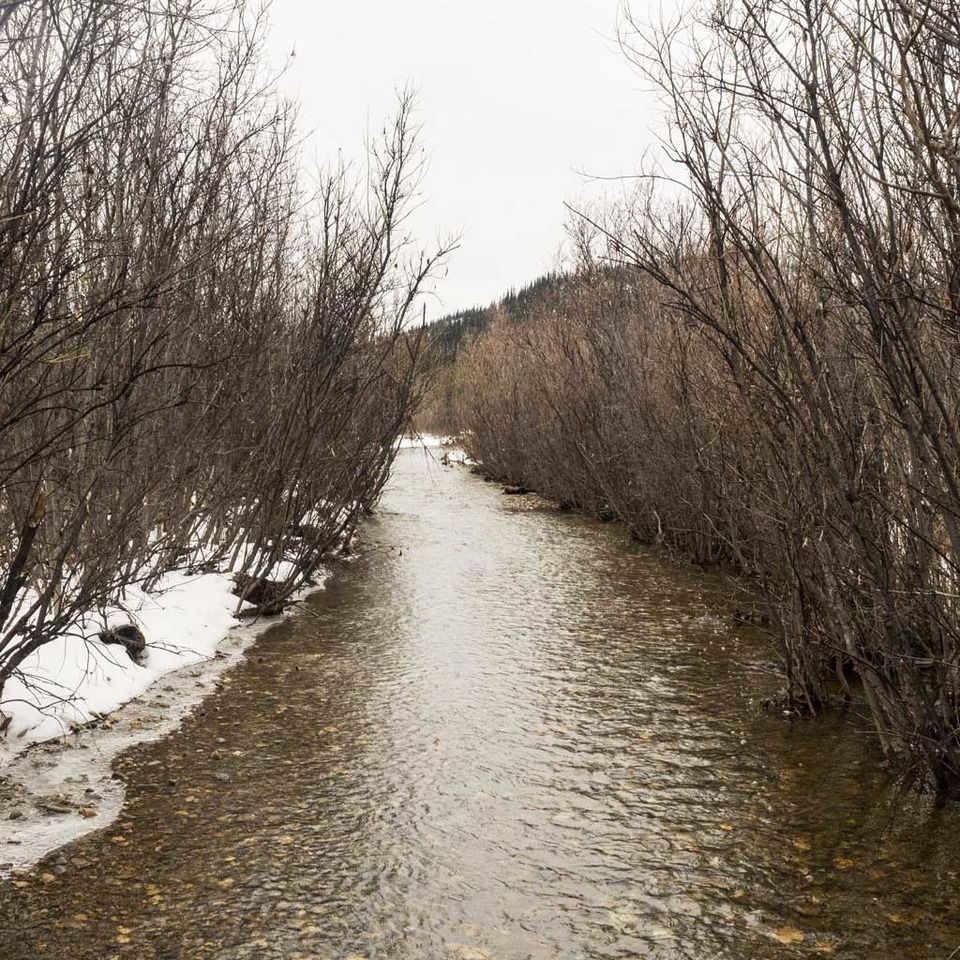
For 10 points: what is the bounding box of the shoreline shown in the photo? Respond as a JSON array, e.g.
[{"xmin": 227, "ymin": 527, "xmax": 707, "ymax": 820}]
[
  {"xmin": 0, "ymin": 436, "xmax": 450, "ymax": 873},
  {"xmin": 0, "ymin": 578, "xmax": 327, "ymax": 874}
]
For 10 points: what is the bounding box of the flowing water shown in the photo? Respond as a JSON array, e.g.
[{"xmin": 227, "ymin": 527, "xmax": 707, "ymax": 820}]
[{"xmin": 1, "ymin": 446, "xmax": 959, "ymax": 960}]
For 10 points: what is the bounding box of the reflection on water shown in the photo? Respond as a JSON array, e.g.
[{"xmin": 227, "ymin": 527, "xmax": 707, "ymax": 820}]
[{"xmin": 1, "ymin": 446, "xmax": 958, "ymax": 959}]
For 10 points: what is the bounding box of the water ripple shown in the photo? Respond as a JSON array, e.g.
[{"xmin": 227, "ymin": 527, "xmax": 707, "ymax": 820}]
[{"xmin": 1, "ymin": 447, "xmax": 959, "ymax": 959}]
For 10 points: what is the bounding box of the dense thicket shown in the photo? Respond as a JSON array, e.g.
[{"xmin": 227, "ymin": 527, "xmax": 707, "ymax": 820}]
[
  {"xmin": 0, "ymin": 1, "xmax": 442, "ymax": 711},
  {"xmin": 457, "ymin": 0, "xmax": 960, "ymax": 801},
  {"xmin": 414, "ymin": 274, "xmax": 562, "ymax": 433}
]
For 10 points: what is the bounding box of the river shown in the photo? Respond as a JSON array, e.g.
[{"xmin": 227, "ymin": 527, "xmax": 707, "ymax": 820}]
[{"xmin": 0, "ymin": 446, "xmax": 958, "ymax": 959}]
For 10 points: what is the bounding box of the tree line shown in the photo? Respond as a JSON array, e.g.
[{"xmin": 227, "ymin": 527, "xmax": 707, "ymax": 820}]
[
  {"xmin": 0, "ymin": 0, "xmax": 444, "ymax": 717},
  {"xmin": 452, "ymin": 0, "xmax": 960, "ymax": 802},
  {"xmin": 415, "ymin": 274, "xmax": 564, "ymax": 434}
]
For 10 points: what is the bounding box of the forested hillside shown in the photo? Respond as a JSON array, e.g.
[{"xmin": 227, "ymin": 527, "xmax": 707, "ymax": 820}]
[{"xmin": 414, "ymin": 273, "xmax": 564, "ymax": 433}]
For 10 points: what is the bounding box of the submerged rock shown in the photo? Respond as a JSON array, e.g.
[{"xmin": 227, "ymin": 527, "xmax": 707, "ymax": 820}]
[{"xmin": 733, "ymin": 608, "xmax": 771, "ymax": 627}]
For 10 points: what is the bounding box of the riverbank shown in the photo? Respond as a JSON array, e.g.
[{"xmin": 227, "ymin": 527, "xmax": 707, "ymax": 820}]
[
  {"xmin": 0, "ymin": 437, "xmax": 450, "ymax": 871},
  {"xmin": 0, "ymin": 570, "xmax": 298, "ymax": 760},
  {"xmin": 0, "ymin": 572, "xmax": 329, "ymax": 872}
]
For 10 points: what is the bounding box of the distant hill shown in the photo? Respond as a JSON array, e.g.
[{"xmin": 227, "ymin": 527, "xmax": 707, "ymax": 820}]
[{"xmin": 419, "ymin": 271, "xmax": 565, "ymax": 361}]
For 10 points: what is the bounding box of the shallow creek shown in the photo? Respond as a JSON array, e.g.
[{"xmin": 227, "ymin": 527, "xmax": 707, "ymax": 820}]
[{"xmin": 0, "ymin": 446, "xmax": 958, "ymax": 959}]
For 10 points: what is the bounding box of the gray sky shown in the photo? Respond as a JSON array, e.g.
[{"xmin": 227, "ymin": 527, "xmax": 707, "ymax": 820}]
[{"xmin": 266, "ymin": 0, "xmax": 664, "ymax": 319}]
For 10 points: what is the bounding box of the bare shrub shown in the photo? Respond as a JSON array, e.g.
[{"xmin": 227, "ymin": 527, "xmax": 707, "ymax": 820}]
[
  {"xmin": 458, "ymin": 0, "xmax": 960, "ymax": 800},
  {"xmin": 0, "ymin": 1, "xmax": 445, "ymax": 714}
]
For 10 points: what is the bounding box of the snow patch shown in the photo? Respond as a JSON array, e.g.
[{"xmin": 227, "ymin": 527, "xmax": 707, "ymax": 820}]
[
  {"xmin": 0, "ymin": 572, "xmax": 326, "ymax": 872},
  {"xmin": 397, "ymin": 433, "xmax": 455, "ymax": 449},
  {"xmin": 1, "ymin": 568, "xmax": 325, "ymax": 759}
]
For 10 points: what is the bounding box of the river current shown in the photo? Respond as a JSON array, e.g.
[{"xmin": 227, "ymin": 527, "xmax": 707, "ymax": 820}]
[{"xmin": 0, "ymin": 446, "xmax": 958, "ymax": 959}]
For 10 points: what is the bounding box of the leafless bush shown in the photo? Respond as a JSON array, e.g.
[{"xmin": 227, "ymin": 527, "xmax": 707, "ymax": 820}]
[
  {"xmin": 458, "ymin": 0, "xmax": 960, "ymax": 801},
  {"xmin": 0, "ymin": 1, "xmax": 444, "ymax": 712}
]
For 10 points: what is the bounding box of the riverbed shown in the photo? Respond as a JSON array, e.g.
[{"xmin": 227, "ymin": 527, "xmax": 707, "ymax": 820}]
[{"xmin": 0, "ymin": 445, "xmax": 958, "ymax": 959}]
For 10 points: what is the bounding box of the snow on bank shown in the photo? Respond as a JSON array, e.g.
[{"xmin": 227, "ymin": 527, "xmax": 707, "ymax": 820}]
[
  {"xmin": 0, "ymin": 569, "xmax": 326, "ymax": 872},
  {"xmin": 442, "ymin": 447, "xmax": 472, "ymax": 465},
  {"xmin": 398, "ymin": 434, "xmax": 473, "ymax": 466},
  {"xmin": 397, "ymin": 433, "xmax": 454, "ymax": 449},
  {"xmin": 1, "ymin": 569, "xmax": 311, "ymax": 759}
]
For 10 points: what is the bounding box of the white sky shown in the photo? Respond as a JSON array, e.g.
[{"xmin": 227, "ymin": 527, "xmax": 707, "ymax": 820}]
[{"xmin": 265, "ymin": 0, "xmax": 667, "ymax": 319}]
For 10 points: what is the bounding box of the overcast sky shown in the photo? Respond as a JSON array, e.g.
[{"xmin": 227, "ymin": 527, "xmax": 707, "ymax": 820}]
[{"xmin": 265, "ymin": 0, "xmax": 666, "ymax": 319}]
